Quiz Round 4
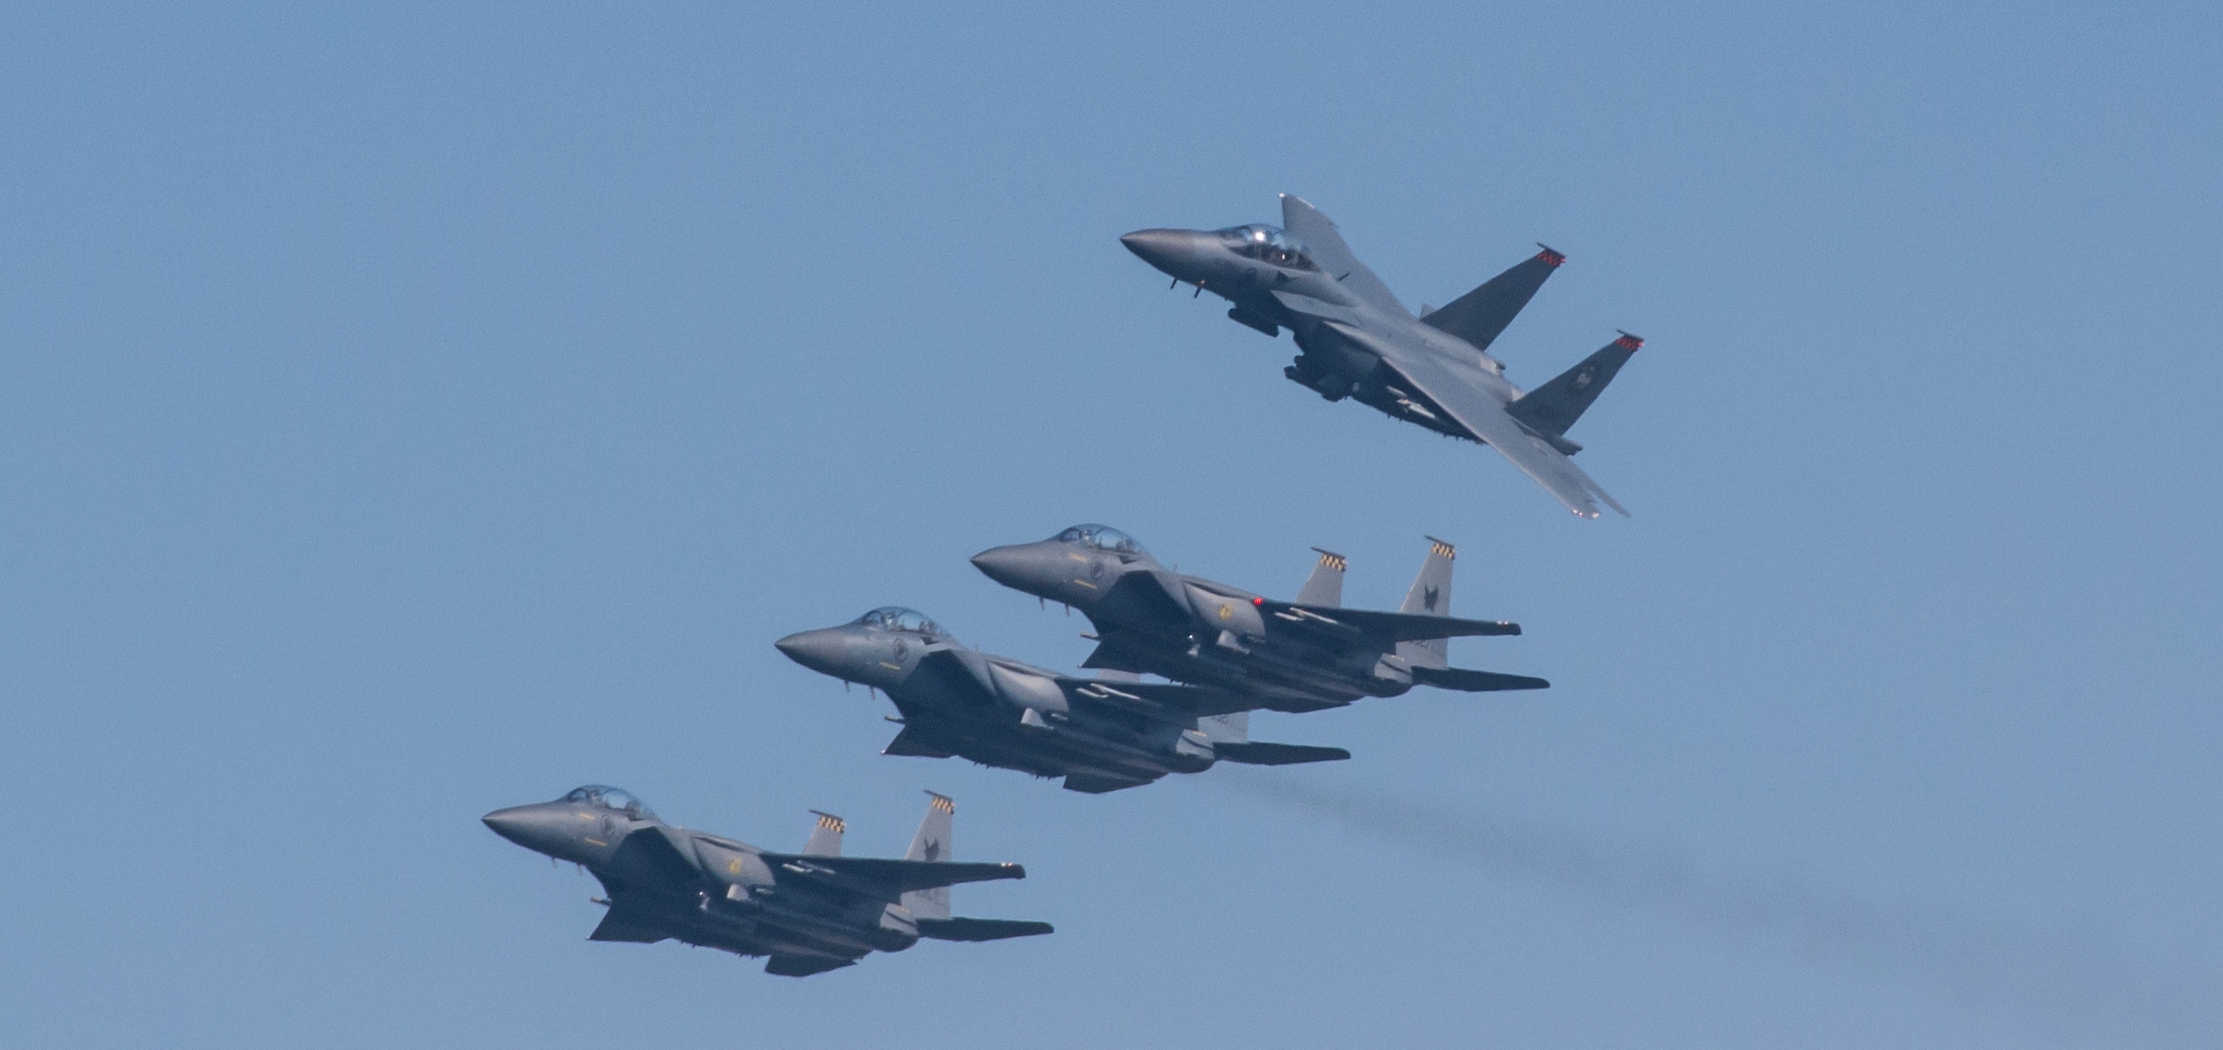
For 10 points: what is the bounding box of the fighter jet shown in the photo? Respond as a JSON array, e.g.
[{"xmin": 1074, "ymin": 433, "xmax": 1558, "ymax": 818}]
[
  {"xmin": 1121, "ymin": 194, "xmax": 1643, "ymax": 518},
  {"xmin": 971, "ymin": 525, "xmax": 1548, "ymax": 713},
  {"xmin": 776, "ymin": 606, "xmax": 1348, "ymax": 793},
  {"xmin": 482, "ymin": 785, "xmax": 1050, "ymax": 977}
]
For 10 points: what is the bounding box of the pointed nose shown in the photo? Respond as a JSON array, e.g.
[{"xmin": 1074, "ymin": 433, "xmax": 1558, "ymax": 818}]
[
  {"xmin": 970, "ymin": 545, "xmax": 1035, "ymax": 589},
  {"xmin": 1120, "ymin": 228, "xmax": 1205, "ymax": 278},
  {"xmin": 482, "ymin": 805, "xmax": 544, "ymax": 849},
  {"xmin": 775, "ymin": 628, "xmax": 851, "ymax": 675}
]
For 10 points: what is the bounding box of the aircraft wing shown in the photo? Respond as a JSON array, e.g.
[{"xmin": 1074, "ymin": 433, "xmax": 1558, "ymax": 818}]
[
  {"xmin": 766, "ymin": 955, "xmax": 856, "ymax": 977},
  {"xmin": 600, "ymin": 825, "xmax": 705, "ymax": 893},
  {"xmin": 1091, "ymin": 569, "xmax": 1197, "ymax": 636},
  {"xmin": 587, "ymin": 899, "xmax": 670, "ymax": 943},
  {"xmin": 757, "ymin": 853, "xmax": 1026, "ymax": 900},
  {"xmin": 1326, "ymin": 320, "xmax": 1628, "ymax": 518},
  {"xmin": 1057, "ymin": 676, "xmax": 1261, "ymax": 719},
  {"xmin": 916, "ymin": 917, "xmax": 1055, "ymax": 942},
  {"xmin": 1410, "ymin": 666, "xmax": 1551, "ymax": 692},
  {"xmin": 1260, "ymin": 601, "xmax": 1522, "ymax": 643},
  {"xmin": 909, "ymin": 648, "xmax": 998, "ymax": 707},
  {"xmin": 1280, "ymin": 194, "xmax": 1410, "ymax": 317}
]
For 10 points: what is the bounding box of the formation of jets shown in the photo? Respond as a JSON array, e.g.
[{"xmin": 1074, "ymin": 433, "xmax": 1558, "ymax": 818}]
[{"xmin": 486, "ymin": 194, "xmax": 1650, "ymax": 976}]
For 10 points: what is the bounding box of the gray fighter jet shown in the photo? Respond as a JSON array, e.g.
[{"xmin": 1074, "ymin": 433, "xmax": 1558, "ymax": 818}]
[
  {"xmin": 1121, "ymin": 194, "xmax": 1642, "ymax": 518},
  {"xmin": 776, "ymin": 607, "xmax": 1348, "ymax": 793},
  {"xmin": 972, "ymin": 526, "xmax": 1547, "ymax": 713},
  {"xmin": 483, "ymin": 785, "xmax": 1050, "ymax": 977}
]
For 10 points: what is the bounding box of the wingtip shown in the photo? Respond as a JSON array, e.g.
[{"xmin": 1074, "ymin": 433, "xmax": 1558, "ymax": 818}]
[
  {"xmin": 1613, "ymin": 330, "xmax": 1644, "ymax": 351},
  {"xmin": 1536, "ymin": 243, "xmax": 1567, "ymax": 267}
]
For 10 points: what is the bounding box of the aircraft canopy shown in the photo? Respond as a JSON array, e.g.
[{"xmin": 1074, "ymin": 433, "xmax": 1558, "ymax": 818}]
[
  {"xmin": 1216, "ymin": 224, "xmax": 1316, "ymax": 270},
  {"xmin": 1054, "ymin": 524, "xmax": 1146, "ymax": 555},
  {"xmin": 563, "ymin": 785, "xmax": 655, "ymax": 818},
  {"xmin": 856, "ymin": 606, "xmax": 944, "ymax": 636}
]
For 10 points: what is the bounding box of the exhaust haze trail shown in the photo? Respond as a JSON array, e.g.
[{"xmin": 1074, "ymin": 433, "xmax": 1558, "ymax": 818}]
[{"xmin": 1218, "ymin": 772, "xmax": 2218, "ymax": 1047}]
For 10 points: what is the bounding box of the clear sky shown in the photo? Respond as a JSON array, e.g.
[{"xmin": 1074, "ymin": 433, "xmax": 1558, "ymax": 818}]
[{"xmin": 4, "ymin": 3, "xmax": 2218, "ymax": 1048}]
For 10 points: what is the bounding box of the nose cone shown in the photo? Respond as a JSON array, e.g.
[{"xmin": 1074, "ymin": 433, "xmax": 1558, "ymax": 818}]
[
  {"xmin": 1120, "ymin": 228, "xmax": 1208, "ymax": 280},
  {"xmin": 483, "ymin": 804, "xmax": 568, "ymax": 857},
  {"xmin": 971, "ymin": 544, "xmax": 1054, "ymax": 595},
  {"xmin": 775, "ymin": 628, "xmax": 853, "ymax": 675}
]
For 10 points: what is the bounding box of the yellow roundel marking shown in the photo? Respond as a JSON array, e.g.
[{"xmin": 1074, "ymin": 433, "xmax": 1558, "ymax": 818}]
[
  {"xmin": 728, "ymin": 858, "xmax": 743, "ymax": 875},
  {"xmin": 1218, "ymin": 604, "xmax": 1232, "ymax": 620}
]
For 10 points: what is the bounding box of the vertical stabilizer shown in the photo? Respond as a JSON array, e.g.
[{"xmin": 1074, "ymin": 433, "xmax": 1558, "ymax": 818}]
[
  {"xmin": 1295, "ymin": 548, "xmax": 1347, "ymax": 607},
  {"xmin": 1396, "ymin": 538, "xmax": 1457, "ymax": 669},
  {"xmin": 802, "ymin": 811, "xmax": 845, "ymax": 857},
  {"xmin": 1417, "ymin": 245, "xmax": 1565, "ymax": 353},
  {"xmin": 1506, "ymin": 333, "xmax": 1643, "ymax": 438},
  {"xmin": 900, "ymin": 793, "xmax": 956, "ymax": 920}
]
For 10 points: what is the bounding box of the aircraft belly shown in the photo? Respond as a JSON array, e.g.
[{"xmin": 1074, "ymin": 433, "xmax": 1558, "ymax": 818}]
[
  {"xmin": 1289, "ymin": 323, "xmax": 1382, "ymax": 393},
  {"xmin": 734, "ymin": 892, "xmax": 903, "ymax": 956},
  {"xmin": 908, "ymin": 712, "xmax": 1189, "ymax": 782}
]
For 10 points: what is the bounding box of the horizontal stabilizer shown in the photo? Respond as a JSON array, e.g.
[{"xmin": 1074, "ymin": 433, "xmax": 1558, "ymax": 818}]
[
  {"xmin": 916, "ymin": 917, "xmax": 1056, "ymax": 942},
  {"xmin": 765, "ymin": 954, "xmax": 856, "ymax": 978},
  {"xmin": 1418, "ymin": 245, "xmax": 1565, "ymax": 352},
  {"xmin": 1409, "ymin": 666, "xmax": 1551, "ymax": 692},
  {"xmin": 1506, "ymin": 333, "xmax": 1642, "ymax": 438},
  {"xmin": 1215, "ymin": 741, "xmax": 1352, "ymax": 766},
  {"xmin": 1062, "ymin": 773, "xmax": 1157, "ymax": 794}
]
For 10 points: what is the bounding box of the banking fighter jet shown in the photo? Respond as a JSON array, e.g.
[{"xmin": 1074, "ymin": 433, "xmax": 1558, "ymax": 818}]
[
  {"xmin": 972, "ymin": 525, "xmax": 1547, "ymax": 713},
  {"xmin": 483, "ymin": 785, "xmax": 1049, "ymax": 977},
  {"xmin": 1122, "ymin": 194, "xmax": 1642, "ymax": 518},
  {"xmin": 777, "ymin": 606, "xmax": 1348, "ymax": 794}
]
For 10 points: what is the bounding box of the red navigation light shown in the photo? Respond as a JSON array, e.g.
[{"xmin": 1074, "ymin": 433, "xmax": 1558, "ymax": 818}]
[{"xmin": 1252, "ymin": 597, "xmax": 1265, "ymax": 606}]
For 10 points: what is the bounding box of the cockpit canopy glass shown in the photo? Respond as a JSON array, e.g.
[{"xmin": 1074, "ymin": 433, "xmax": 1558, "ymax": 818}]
[
  {"xmin": 1052, "ymin": 523, "xmax": 1146, "ymax": 555},
  {"xmin": 854, "ymin": 606, "xmax": 943, "ymax": 636},
  {"xmin": 563, "ymin": 785, "xmax": 655, "ymax": 818},
  {"xmin": 1214, "ymin": 224, "xmax": 1316, "ymax": 270}
]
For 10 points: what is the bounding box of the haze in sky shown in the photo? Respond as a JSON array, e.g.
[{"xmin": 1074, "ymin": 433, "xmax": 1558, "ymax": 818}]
[{"xmin": 3, "ymin": 4, "xmax": 2218, "ymax": 1048}]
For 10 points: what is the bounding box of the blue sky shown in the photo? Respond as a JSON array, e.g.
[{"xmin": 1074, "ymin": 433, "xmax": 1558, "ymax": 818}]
[{"xmin": 3, "ymin": 3, "xmax": 2218, "ymax": 1047}]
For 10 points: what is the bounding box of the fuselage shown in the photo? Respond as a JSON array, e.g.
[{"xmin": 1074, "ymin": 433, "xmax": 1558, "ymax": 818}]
[
  {"xmin": 1120, "ymin": 224, "xmax": 1521, "ymax": 441},
  {"xmin": 970, "ymin": 529, "xmax": 1418, "ymax": 711},
  {"xmin": 482, "ymin": 789, "xmax": 918, "ymax": 965},
  {"xmin": 775, "ymin": 610, "xmax": 1217, "ymax": 786}
]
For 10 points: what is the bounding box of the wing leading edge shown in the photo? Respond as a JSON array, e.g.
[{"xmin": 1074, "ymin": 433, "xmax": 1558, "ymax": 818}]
[
  {"xmin": 1256, "ymin": 599, "xmax": 1521, "ymax": 642},
  {"xmin": 757, "ymin": 854, "xmax": 1026, "ymax": 899},
  {"xmin": 1279, "ymin": 194, "xmax": 1410, "ymax": 318}
]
